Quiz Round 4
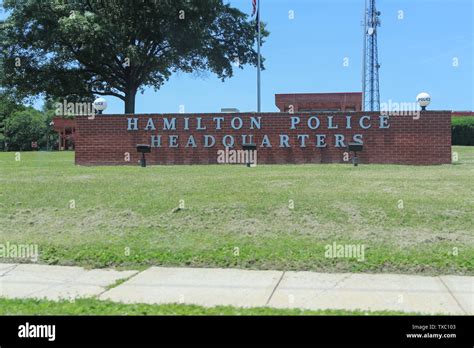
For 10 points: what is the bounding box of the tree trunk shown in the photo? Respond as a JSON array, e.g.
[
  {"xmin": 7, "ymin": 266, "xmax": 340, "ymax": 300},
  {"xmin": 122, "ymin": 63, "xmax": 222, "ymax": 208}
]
[{"xmin": 124, "ymin": 88, "xmax": 137, "ymax": 114}]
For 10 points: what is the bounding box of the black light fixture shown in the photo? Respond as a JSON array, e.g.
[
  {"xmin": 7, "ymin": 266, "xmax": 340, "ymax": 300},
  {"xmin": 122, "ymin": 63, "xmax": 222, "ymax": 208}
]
[
  {"xmin": 242, "ymin": 143, "xmax": 257, "ymax": 167},
  {"xmin": 347, "ymin": 142, "xmax": 363, "ymax": 167},
  {"xmin": 136, "ymin": 144, "xmax": 151, "ymax": 167}
]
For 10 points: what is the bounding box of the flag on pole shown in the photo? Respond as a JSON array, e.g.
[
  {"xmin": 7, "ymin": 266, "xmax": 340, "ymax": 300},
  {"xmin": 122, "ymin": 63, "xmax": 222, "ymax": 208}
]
[
  {"xmin": 251, "ymin": 0, "xmax": 257, "ymax": 16},
  {"xmin": 255, "ymin": 7, "xmax": 260, "ymax": 32},
  {"xmin": 254, "ymin": 0, "xmax": 261, "ymax": 112},
  {"xmin": 252, "ymin": 0, "xmax": 260, "ymax": 32}
]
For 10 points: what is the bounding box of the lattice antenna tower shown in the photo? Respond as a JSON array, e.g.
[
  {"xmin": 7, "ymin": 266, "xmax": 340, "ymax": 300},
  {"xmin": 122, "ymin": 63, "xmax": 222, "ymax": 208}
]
[{"xmin": 362, "ymin": 0, "xmax": 381, "ymax": 111}]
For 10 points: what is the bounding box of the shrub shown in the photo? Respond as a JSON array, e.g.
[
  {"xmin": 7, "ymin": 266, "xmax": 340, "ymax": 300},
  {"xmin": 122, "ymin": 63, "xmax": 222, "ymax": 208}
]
[{"xmin": 452, "ymin": 117, "xmax": 474, "ymax": 146}]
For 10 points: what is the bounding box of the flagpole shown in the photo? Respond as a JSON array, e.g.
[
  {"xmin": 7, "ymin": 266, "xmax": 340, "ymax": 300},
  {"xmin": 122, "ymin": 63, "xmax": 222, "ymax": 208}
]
[
  {"xmin": 257, "ymin": 0, "xmax": 261, "ymax": 112},
  {"xmin": 361, "ymin": 0, "xmax": 367, "ymax": 112}
]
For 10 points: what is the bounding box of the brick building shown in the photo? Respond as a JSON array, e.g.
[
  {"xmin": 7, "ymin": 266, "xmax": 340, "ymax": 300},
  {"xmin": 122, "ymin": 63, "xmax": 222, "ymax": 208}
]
[
  {"xmin": 52, "ymin": 117, "xmax": 76, "ymax": 150},
  {"xmin": 452, "ymin": 111, "xmax": 474, "ymax": 117},
  {"xmin": 275, "ymin": 92, "xmax": 363, "ymax": 113}
]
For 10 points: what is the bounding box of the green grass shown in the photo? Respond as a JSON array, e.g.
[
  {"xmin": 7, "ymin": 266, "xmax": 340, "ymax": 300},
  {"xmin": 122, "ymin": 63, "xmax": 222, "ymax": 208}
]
[
  {"xmin": 0, "ymin": 298, "xmax": 415, "ymax": 315},
  {"xmin": 0, "ymin": 147, "xmax": 473, "ymax": 275}
]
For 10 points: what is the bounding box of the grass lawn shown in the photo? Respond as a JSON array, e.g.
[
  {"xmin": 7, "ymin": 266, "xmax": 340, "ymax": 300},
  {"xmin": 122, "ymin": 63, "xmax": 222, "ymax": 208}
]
[
  {"xmin": 0, "ymin": 298, "xmax": 414, "ymax": 315},
  {"xmin": 0, "ymin": 146, "xmax": 473, "ymax": 275}
]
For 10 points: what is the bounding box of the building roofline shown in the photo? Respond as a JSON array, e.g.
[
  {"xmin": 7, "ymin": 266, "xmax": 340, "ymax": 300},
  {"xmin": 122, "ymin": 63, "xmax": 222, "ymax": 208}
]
[{"xmin": 275, "ymin": 92, "xmax": 362, "ymax": 96}]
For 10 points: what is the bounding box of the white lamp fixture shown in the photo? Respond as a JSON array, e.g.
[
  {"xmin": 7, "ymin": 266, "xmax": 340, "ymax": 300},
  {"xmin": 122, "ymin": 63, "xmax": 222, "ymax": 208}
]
[
  {"xmin": 416, "ymin": 92, "xmax": 431, "ymax": 111},
  {"xmin": 93, "ymin": 98, "xmax": 107, "ymax": 114}
]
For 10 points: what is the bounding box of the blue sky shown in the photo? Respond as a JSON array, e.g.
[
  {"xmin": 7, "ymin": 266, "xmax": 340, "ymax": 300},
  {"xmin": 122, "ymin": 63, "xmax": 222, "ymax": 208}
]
[{"xmin": 1, "ymin": 0, "xmax": 473, "ymax": 113}]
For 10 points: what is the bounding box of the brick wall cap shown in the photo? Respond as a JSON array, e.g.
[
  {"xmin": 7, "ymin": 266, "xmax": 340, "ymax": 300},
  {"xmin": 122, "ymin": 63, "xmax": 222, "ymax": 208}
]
[{"xmin": 74, "ymin": 111, "xmax": 452, "ymax": 118}]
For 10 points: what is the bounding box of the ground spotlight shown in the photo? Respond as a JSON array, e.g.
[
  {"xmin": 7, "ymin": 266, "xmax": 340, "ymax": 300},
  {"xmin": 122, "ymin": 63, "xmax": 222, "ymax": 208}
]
[
  {"xmin": 242, "ymin": 143, "xmax": 257, "ymax": 167},
  {"xmin": 347, "ymin": 142, "xmax": 363, "ymax": 167},
  {"xmin": 136, "ymin": 144, "xmax": 151, "ymax": 167}
]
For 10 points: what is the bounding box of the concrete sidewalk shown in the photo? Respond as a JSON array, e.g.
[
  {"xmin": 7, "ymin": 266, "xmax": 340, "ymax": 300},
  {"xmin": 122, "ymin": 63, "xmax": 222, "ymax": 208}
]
[{"xmin": 0, "ymin": 263, "xmax": 472, "ymax": 314}]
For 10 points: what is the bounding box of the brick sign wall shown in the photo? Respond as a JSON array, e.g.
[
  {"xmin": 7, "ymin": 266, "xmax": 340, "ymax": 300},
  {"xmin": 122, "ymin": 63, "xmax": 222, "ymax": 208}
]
[{"xmin": 75, "ymin": 111, "xmax": 451, "ymax": 166}]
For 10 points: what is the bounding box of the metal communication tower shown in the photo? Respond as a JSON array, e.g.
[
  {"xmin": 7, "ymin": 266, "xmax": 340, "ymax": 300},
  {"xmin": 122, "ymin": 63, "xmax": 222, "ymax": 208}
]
[{"xmin": 362, "ymin": 0, "xmax": 381, "ymax": 111}]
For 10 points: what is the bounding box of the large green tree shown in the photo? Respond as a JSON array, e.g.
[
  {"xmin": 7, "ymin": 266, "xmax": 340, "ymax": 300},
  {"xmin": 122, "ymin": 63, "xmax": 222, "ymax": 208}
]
[
  {"xmin": 0, "ymin": 93, "xmax": 25, "ymax": 150},
  {"xmin": 4, "ymin": 108, "xmax": 47, "ymax": 151},
  {"xmin": 1, "ymin": 0, "xmax": 267, "ymax": 113}
]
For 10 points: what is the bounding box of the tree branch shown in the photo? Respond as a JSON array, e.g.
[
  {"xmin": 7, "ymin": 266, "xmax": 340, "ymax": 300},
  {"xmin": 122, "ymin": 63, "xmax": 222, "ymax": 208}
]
[{"xmin": 92, "ymin": 90, "xmax": 125, "ymax": 100}]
